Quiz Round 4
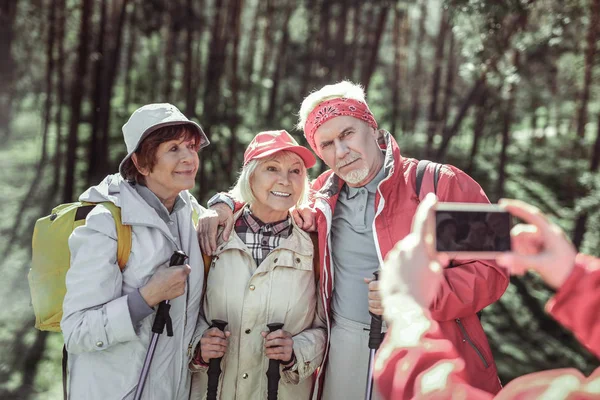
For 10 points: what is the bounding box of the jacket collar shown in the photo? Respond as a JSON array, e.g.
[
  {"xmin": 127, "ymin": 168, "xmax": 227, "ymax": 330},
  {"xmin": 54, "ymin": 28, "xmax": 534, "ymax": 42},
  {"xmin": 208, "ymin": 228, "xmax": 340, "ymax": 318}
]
[
  {"xmin": 119, "ymin": 181, "xmax": 194, "ymax": 244},
  {"xmin": 216, "ymin": 209, "xmax": 313, "ymax": 259}
]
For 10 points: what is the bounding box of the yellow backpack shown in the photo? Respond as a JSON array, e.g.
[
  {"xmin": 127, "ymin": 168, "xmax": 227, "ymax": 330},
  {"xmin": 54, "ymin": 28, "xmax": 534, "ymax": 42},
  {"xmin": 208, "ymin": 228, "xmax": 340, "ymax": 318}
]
[{"xmin": 28, "ymin": 202, "xmax": 132, "ymax": 332}]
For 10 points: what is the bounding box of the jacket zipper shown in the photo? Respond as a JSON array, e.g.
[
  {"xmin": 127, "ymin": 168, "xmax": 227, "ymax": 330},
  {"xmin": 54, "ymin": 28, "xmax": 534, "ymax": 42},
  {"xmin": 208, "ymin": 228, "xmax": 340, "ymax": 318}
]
[{"xmin": 455, "ymin": 318, "xmax": 489, "ymax": 368}]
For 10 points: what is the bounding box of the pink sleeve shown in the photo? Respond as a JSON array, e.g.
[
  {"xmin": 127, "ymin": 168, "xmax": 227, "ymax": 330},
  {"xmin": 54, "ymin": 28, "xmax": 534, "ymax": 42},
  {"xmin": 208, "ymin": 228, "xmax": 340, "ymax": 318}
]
[
  {"xmin": 375, "ymin": 299, "xmax": 493, "ymax": 399},
  {"xmin": 547, "ymin": 254, "xmax": 600, "ymax": 358}
]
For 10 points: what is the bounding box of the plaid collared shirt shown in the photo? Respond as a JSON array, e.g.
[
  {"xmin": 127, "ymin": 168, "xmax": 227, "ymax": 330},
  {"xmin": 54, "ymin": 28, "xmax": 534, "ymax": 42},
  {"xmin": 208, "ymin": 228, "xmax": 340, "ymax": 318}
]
[{"xmin": 235, "ymin": 206, "xmax": 293, "ymax": 267}]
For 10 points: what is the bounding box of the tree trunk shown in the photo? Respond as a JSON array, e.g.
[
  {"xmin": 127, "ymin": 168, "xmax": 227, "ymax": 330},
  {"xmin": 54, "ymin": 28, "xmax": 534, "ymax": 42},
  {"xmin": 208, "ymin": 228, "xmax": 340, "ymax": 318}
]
[
  {"xmin": 390, "ymin": 6, "xmax": 404, "ymax": 135},
  {"xmin": 256, "ymin": 0, "xmax": 275, "ymax": 116},
  {"xmin": 573, "ymin": 114, "xmax": 600, "ymax": 248},
  {"xmin": 299, "ymin": 0, "xmax": 320, "ymax": 98},
  {"xmin": 575, "ymin": 0, "xmax": 600, "ymax": 138},
  {"xmin": 122, "ymin": 0, "xmax": 137, "ymax": 112},
  {"xmin": 333, "ymin": 2, "xmax": 349, "ymax": 82},
  {"xmin": 361, "ymin": 4, "xmax": 390, "ymax": 93},
  {"xmin": 425, "ymin": 10, "xmax": 448, "ymax": 156},
  {"xmin": 435, "ymin": 77, "xmax": 486, "ymax": 160},
  {"xmin": 40, "ymin": 0, "xmax": 57, "ymax": 169},
  {"xmin": 202, "ymin": 0, "xmax": 229, "ymax": 126},
  {"xmin": 0, "ymin": 0, "xmax": 18, "ymax": 139},
  {"xmin": 466, "ymin": 88, "xmax": 488, "ymax": 176},
  {"xmin": 87, "ymin": 0, "xmax": 109, "ymax": 186},
  {"xmin": 343, "ymin": 0, "xmax": 362, "ymax": 82},
  {"xmin": 199, "ymin": 0, "xmax": 231, "ymax": 193},
  {"xmin": 496, "ymin": 51, "xmax": 520, "ymax": 200},
  {"xmin": 266, "ymin": 2, "xmax": 294, "ymax": 123},
  {"xmin": 148, "ymin": 40, "xmax": 160, "ymax": 102},
  {"xmin": 63, "ymin": 0, "xmax": 93, "ymax": 203},
  {"xmin": 193, "ymin": 11, "xmax": 205, "ymax": 109},
  {"xmin": 226, "ymin": 0, "xmax": 243, "ymax": 179},
  {"xmin": 16, "ymin": 330, "xmax": 49, "ymax": 398},
  {"xmin": 184, "ymin": 0, "xmax": 196, "ymax": 116},
  {"xmin": 408, "ymin": 0, "xmax": 427, "ymax": 134},
  {"xmin": 162, "ymin": 4, "xmax": 178, "ymax": 102},
  {"xmin": 242, "ymin": 0, "xmax": 262, "ymax": 101},
  {"xmin": 52, "ymin": 0, "xmax": 67, "ymax": 195},
  {"xmin": 399, "ymin": 8, "xmax": 411, "ymax": 133},
  {"xmin": 437, "ymin": 21, "xmax": 455, "ymax": 142},
  {"xmin": 99, "ymin": 0, "xmax": 129, "ymax": 175}
]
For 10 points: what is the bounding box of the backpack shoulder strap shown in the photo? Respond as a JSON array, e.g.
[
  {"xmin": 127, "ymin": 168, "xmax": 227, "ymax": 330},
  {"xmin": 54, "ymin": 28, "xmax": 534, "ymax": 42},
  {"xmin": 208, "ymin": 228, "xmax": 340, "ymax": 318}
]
[
  {"xmin": 416, "ymin": 160, "xmax": 431, "ymax": 198},
  {"xmin": 310, "ymin": 232, "xmax": 320, "ymax": 283},
  {"xmin": 100, "ymin": 202, "xmax": 131, "ymax": 271},
  {"xmin": 203, "ymin": 253, "xmax": 212, "ymax": 281},
  {"xmin": 416, "ymin": 160, "xmax": 443, "ymax": 200}
]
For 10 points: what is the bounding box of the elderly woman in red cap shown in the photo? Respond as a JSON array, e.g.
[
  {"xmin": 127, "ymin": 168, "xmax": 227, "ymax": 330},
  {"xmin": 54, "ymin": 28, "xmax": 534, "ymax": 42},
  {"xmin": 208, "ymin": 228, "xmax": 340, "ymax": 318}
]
[{"xmin": 189, "ymin": 130, "xmax": 326, "ymax": 400}]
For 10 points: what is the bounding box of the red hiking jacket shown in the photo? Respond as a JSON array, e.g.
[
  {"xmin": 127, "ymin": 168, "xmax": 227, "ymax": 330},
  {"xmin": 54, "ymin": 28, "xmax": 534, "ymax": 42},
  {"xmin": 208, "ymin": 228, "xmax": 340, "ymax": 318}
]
[
  {"xmin": 311, "ymin": 131, "xmax": 508, "ymax": 395},
  {"xmin": 374, "ymin": 253, "xmax": 600, "ymax": 399}
]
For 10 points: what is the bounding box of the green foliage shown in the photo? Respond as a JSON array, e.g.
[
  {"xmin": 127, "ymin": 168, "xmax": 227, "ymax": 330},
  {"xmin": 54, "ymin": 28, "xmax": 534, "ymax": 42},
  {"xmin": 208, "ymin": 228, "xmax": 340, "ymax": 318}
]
[{"xmin": 2, "ymin": 0, "xmax": 600, "ymax": 397}]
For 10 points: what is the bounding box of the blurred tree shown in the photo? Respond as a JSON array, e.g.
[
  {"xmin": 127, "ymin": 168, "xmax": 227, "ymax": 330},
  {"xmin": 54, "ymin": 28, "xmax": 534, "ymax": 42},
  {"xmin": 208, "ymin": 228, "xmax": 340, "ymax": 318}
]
[
  {"xmin": 63, "ymin": 0, "xmax": 93, "ymax": 203},
  {"xmin": 575, "ymin": 0, "xmax": 600, "ymax": 139},
  {"xmin": 52, "ymin": 0, "xmax": 66, "ymax": 195},
  {"xmin": 408, "ymin": 0, "xmax": 427, "ymax": 134},
  {"xmin": 0, "ymin": 0, "xmax": 18, "ymax": 139},
  {"xmin": 572, "ymin": 0, "xmax": 600, "ymax": 248},
  {"xmin": 425, "ymin": 9, "xmax": 448, "ymax": 156}
]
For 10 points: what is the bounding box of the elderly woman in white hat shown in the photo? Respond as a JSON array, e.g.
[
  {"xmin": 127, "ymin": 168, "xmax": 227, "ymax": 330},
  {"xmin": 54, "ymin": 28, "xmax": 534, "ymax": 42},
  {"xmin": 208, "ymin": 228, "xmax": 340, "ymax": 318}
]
[
  {"xmin": 61, "ymin": 103, "xmax": 209, "ymax": 399},
  {"xmin": 189, "ymin": 130, "xmax": 326, "ymax": 400}
]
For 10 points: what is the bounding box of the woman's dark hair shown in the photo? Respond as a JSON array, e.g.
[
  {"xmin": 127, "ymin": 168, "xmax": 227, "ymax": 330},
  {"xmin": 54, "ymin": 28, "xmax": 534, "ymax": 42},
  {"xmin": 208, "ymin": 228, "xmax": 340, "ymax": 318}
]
[{"xmin": 122, "ymin": 124, "xmax": 200, "ymax": 183}]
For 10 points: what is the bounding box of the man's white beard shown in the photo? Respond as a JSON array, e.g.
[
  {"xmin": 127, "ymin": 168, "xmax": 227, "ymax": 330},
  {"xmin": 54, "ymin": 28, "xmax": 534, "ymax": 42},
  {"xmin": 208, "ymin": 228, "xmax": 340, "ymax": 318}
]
[{"xmin": 341, "ymin": 167, "xmax": 370, "ymax": 185}]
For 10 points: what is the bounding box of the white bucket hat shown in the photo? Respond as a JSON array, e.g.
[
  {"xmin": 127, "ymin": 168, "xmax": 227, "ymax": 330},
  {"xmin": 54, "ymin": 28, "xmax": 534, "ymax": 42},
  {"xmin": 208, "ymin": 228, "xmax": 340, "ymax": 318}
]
[{"xmin": 118, "ymin": 103, "xmax": 209, "ymax": 177}]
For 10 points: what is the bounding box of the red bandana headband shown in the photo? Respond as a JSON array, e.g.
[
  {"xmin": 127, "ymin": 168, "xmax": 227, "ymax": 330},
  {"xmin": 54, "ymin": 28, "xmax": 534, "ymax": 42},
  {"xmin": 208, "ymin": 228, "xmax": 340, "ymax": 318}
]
[{"xmin": 303, "ymin": 98, "xmax": 378, "ymax": 154}]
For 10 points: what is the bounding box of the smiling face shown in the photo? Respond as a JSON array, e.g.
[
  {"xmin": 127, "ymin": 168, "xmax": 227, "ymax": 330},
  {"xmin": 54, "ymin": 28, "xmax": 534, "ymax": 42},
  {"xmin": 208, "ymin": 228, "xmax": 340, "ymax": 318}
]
[
  {"xmin": 132, "ymin": 132, "xmax": 200, "ymax": 208},
  {"xmin": 314, "ymin": 116, "xmax": 384, "ymax": 187},
  {"xmin": 249, "ymin": 152, "xmax": 306, "ymax": 223}
]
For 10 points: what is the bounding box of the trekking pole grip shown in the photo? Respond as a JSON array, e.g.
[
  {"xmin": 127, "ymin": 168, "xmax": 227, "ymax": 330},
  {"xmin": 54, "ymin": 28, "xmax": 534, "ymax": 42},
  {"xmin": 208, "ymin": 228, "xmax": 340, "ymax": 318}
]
[
  {"xmin": 151, "ymin": 250, "xmax": 188, "ymax": 335},
  {"xmin": 206, "ymin": 319, "xmax": 228, "ymax": 400},
  {"xmin": 266, "ymin": 322, "xmax": 284, "ymax": 400},
  {"xmin": 368, "ymin": 271, "xmax": 383, "ymax": 350},
  {"xmin": 134, "ymin": 251, "xmax": 188, "ymax": 400}
]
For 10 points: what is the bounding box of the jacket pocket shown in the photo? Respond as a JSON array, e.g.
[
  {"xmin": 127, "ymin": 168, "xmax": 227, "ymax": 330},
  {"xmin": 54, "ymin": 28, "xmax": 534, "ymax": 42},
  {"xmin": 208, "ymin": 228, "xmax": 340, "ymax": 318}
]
[{"xmin": 455, "ymin": 318, "xmax": 489, "ymax": 368}]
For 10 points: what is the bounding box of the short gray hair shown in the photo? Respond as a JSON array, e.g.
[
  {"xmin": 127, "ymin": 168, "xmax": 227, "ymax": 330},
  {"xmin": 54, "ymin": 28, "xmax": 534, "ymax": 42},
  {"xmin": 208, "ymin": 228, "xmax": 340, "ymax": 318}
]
[
  {"xmin": 296, "ymin": 81, "xmax": 368, "ymax": 132},
  {"xmin": 230, "ymin": 151, "xmax": 311, "ymax": 207}
]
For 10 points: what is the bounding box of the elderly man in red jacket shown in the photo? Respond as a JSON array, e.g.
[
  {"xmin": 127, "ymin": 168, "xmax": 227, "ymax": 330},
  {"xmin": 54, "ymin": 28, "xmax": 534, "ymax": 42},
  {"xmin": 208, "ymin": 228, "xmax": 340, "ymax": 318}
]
[
  {"xmin": 376, "ymin": 194, "xmax": 600, "ymax": 399},
  {"xmin": 200, "ymin": 81, "xmax": 508, "ymax": 399}
]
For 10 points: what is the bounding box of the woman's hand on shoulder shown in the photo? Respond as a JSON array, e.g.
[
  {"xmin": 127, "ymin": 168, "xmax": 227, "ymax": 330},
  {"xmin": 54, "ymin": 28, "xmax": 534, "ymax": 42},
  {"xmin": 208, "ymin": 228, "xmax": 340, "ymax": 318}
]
[{"xmin": 197, "ymin": 204, "xmax": 234, "ymax": 255}]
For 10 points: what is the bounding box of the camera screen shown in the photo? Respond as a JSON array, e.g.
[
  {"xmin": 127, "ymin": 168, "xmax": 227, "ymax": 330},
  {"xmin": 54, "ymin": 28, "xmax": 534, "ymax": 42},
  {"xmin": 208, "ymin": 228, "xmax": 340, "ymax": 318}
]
[{"xmin": 435, "ymin": 209, "xmax": 511, "ymax": 252}]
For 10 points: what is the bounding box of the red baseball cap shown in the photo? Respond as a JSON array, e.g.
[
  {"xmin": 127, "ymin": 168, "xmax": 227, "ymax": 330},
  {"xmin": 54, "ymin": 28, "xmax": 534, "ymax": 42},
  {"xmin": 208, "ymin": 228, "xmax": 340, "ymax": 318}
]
[{"xmin": 244, "ymin": 130, "xmax": 316, "ymax": 168}]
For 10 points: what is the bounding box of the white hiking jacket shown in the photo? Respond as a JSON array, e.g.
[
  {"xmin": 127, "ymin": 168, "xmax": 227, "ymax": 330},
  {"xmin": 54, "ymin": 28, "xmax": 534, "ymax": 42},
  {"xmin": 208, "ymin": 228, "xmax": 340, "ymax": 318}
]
[{"xmin": 61, "ymin": 173, "xmax": 206, "ymax": 400}]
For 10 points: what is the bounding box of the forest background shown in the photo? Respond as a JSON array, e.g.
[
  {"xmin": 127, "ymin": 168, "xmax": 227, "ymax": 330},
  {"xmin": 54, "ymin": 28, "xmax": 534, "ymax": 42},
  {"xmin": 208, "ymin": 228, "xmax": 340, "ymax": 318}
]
[{"xmin": 1, "ymin": 0, "xmax": 599, "ymax": 398}]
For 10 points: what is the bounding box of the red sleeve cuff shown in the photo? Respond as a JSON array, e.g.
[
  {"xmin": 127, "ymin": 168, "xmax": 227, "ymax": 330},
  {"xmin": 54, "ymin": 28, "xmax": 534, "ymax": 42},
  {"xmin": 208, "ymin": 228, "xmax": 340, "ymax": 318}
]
[
  {"xmin": 192, "ymin": 346, "xmax": 210, "ymax": 367},
  {"xmin": 546, "ymin": 262, "xmax": 585, "ymax": 316}
]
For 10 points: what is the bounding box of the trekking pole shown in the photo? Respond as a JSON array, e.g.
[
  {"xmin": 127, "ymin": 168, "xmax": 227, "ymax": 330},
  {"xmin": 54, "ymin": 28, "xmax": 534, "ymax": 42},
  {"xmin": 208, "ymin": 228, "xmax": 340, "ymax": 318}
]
[
  {"xmin": 365, "ymin": 271, "xmax": 383, "ymax": 400},
  {"xmin": 206, "ymin": 319, "xmax": 228, "ymax": 400},
  {"xmin": 266, "ymin": 322, "xmax": 284, "ymax": 400},
  {"xmin": 134, "ymin": 250, "xmax": 188, "ymax": 400}
]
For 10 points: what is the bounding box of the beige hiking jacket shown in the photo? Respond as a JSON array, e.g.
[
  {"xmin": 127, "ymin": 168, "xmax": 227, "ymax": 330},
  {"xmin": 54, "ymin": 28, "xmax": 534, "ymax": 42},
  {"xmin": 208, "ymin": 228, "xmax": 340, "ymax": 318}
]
[{"xmin": 190, "ymin": 211, "xmax": 326, "ymax": 400}]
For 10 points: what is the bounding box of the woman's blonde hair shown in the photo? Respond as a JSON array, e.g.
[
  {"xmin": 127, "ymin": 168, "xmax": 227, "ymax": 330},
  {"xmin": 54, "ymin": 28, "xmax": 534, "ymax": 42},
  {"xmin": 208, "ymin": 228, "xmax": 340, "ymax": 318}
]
[
  {"xmin": 230, "ymin": 151, "xmax": 310, "ymax": 207},
  {"xmin": 296, "ymin": 81, "xmax": 368, "ymax": 132}
]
